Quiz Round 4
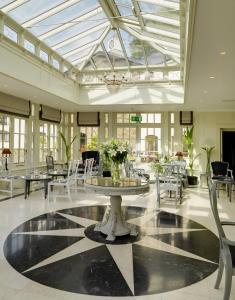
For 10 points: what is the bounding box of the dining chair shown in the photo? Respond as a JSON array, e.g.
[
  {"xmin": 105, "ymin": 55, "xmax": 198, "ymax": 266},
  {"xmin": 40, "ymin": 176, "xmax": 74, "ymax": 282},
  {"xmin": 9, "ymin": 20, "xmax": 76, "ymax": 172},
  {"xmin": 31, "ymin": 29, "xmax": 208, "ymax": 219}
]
[
  {"xmin": 208, "ymin": 180, "xmax": 235, "ymax": 300},
  {"xmin": 46, "ymin": 155, "xmax": 54, "ymax": 172},
  {"xmin": 211, "ymin": 161, "xmax": 233, "ymax": 198},
  {"xmin": 156, "ymin": 164, "xmax": 182, "ymax": 209},
  {"xmin": 76, "ymin": 158, "xmax": 94, "ymax": 183},
  {"xmin": 48, "ymin": 160, "xmax": 79, "ymax": 201}
]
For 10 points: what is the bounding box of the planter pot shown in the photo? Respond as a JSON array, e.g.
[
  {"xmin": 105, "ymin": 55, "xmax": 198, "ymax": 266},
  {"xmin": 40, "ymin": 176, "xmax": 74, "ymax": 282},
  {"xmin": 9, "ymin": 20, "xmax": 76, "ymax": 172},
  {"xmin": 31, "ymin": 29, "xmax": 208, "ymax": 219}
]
[
  {"xmin": 187, "ymin": 175, "xmax": 198, "ymax": 186},
  {"xmin": 103, "ymin": 170, "xmax": 111, "ymax": 177}
]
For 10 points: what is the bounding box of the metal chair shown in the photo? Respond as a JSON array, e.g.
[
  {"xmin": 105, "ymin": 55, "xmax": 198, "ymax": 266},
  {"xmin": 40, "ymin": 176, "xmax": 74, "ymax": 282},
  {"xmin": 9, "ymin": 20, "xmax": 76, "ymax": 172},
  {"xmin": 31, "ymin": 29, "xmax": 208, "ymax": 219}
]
[
  {"xmin": 208, "ymin": 180, "xmax": 235, "ymax": 300},
  {"xmin": 48, "ymin": 160, "xmax": 79, "ymax": 201},
  {"xmin": 46, "ymin": 155, "xmax": 54, "ymax": 172},
  {"xmin": 156, "ymin": 164, "xmax": 182, "ymax": 209},
  {"xmin": 211, "ymin": 161, "xmax": 233, "ymax": 198},
  {"xmin": 76, "ymin": 158, "xmax": 94, "ymax": 182}
]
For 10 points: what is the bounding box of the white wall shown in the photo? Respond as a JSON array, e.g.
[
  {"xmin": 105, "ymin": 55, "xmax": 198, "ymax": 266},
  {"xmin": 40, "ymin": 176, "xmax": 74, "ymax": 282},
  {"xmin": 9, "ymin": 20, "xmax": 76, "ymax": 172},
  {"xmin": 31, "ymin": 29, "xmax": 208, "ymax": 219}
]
[{"xmin": 194, "ymin": 112, "xmax": 235, "ymax": 172}]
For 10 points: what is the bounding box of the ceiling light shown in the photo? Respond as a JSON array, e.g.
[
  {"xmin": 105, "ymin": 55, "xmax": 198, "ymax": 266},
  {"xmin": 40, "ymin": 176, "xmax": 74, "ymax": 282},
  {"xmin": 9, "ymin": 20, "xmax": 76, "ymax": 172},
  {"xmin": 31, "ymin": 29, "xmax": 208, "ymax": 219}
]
[
  {"xmin": 220, "ymin": 51, "xmax": 226, "ymax": 55},
  {"xmin": 209, "ymin": 76, "xmax": 215, "ymax": 79},
  {"xmin": 100, "ymin": 28, "xmax": 128, "ymax": 93}
]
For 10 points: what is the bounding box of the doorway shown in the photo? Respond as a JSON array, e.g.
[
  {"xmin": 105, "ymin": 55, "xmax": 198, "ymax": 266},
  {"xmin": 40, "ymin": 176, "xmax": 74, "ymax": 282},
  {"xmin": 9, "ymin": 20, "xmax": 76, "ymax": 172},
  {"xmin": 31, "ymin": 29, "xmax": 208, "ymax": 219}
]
[{"xmin": 222, "ymin": 130, "xmax": 235, "ymax": 176}]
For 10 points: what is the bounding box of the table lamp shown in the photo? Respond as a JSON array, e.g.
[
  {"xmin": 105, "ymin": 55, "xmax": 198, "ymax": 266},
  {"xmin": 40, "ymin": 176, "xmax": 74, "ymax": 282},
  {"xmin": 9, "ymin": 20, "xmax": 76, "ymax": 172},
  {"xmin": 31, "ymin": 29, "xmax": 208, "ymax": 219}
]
[{"xmin": 2, "ymin": 148, "xmax": 11, "ymax": 171}]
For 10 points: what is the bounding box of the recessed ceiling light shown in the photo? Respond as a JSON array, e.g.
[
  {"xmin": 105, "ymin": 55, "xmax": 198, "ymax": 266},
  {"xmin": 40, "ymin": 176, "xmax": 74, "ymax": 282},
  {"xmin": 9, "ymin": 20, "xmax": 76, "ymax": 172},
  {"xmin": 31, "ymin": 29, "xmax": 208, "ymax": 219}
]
[
  {"xmin": 220, "ymin": 51, "xmax": 226, "ymax": 55},
  {"xmin": 209, "ymin": 76, "xmax": 215, "ymax": 79}
]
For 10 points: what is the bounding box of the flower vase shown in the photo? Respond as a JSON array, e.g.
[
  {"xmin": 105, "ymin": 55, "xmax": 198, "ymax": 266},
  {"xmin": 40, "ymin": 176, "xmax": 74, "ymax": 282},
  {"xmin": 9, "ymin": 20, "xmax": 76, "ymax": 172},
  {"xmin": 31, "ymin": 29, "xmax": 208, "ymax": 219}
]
[{"xmin": 111, "ymin": 162, "xmax": 121, "ymax": 183}]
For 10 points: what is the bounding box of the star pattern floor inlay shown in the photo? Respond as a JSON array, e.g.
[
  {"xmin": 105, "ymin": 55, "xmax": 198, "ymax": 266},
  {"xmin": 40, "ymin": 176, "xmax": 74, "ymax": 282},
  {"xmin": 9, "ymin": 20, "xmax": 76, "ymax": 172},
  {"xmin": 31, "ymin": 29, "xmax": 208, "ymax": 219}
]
[{"xmin": 3, "ymin": 205, "xmax": 219, "ymax": 296}]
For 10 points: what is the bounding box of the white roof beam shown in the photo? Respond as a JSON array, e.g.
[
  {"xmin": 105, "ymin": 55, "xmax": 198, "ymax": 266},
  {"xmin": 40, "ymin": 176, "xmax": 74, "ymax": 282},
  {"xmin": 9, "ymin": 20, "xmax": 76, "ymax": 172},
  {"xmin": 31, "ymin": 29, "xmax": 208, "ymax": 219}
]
[
  {"xmin": 98, "ymin": 0, "xmax": 117, "ymax": 27},
  {"xmin": 2, "ymin": 0, "xmax": 29, "ymax": 13},
  {"xmin": 79, "ymin": 26, "xmax": 111, "ymax": 71},
  {"xmin": 142, "ymin": 13, "xmax": 180, "ymax": 27},
  {"xmin": 119, "ymin": 23, "xmax": 179, "ymax": 57},
  {"xmin": 52, "ymin": 22, "xmax": 109, "ymax": 50},
  {"xmin": 127, "ymin": 22, "xmax": 180, "ymax": 39},
  {"xmin": 101, "ymin": 43, "xmax": 113, "ymax": 69},
  {"xmin": 38, "ymin": 7, "xmax": 103, "ymax": 40},
  {"xmin": 23, "ymin": 0, "xmax": 82, "ymax": 28},
  {"xmin": 137, "ymin": 0, "xmax": 179, "ymax": 10}
]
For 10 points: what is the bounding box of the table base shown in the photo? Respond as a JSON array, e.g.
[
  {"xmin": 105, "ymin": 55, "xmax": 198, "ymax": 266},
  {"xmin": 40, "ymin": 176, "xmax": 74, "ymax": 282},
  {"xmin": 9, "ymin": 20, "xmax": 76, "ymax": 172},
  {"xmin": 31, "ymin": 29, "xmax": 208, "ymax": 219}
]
[{"xmin": 94, "ymin": 195, "xmax": 138, "ymax": 241}]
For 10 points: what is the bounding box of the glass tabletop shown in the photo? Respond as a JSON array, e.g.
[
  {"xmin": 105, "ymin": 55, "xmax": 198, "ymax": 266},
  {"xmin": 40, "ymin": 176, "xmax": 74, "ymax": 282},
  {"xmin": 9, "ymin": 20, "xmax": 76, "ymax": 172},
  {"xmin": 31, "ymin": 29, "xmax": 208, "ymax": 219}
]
[
  {"xmin": 22, "ymin": 175, "xmax": 52, "ymax": 180},
  {"xmin": 85, "ymin": 177, "xmax": 148, "ymax": 188}
]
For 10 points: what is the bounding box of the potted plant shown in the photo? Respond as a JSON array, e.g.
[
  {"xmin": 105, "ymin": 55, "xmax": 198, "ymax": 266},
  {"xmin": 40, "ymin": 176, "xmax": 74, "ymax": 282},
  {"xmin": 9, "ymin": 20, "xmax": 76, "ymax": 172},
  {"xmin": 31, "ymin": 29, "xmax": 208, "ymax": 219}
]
[
  {"xmin": 183, "ymin": 126, "xmax": 200, "ymax": 185},
  {"xmin": 151, "ymin": 160, "xmax": 164, "ymax": 175},
  {"xmin": 201, "ymin": 146, "xmax": 215, "ymax": 173},
  {"xmin": 59, "ymin": 131, "xmax": 77, "ymax": 165},
  {"xmin": 200, "ymin": 146, "xmax": 215, "ymax": 187}
]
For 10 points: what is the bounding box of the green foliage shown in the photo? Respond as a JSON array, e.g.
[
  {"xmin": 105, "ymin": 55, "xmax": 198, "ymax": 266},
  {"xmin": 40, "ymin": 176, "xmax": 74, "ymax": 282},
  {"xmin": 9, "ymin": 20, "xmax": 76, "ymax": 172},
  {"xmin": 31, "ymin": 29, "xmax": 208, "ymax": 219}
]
[
  {"xmin": 201, "ymin": 146, "xmax": 215, "ymax": 173},
  {"xmin": 59, "ymin": 131, "xmax": 77, "ymax": 163},
  {"xmin": 151, "ymin": 161, "xmax": 164, "ymax": 174},
  {"xmin": 87, "ymin": 135, "xmax": 98, "ymax": 150},
  {"xmin": 183, "ymin": 126, "xmax": 200, "ymax": 174}
]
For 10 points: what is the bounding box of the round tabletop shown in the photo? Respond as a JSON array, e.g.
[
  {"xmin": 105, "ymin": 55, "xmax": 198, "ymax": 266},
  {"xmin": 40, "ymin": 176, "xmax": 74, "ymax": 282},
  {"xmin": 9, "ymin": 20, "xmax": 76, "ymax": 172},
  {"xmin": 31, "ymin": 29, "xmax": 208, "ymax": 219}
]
[
  {"xmin": 48, "ymin": 170, "xmax": 67, "ymax": 176},
  {"xmin": 21, "ymin": 174, "xmax": 52, "ymax": 181},
  {"xmin": 85, "ymin": 177, "xmax": 149, "ymax": 196}
]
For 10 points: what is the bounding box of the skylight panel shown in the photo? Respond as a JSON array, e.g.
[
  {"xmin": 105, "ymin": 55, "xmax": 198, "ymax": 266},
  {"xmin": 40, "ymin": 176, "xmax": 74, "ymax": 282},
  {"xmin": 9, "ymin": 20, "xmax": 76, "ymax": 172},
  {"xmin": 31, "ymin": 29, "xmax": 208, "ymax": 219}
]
[
  {"xmin": 138, "ymin": 1, "xmax": 178, "ymax": 14},
  {"xmin": 56, "ymin": 28, "xmax": 105, "ymax": 55},
  {"xmin": 143, "ymin": 43, "xmax": 166, "ymax": 65},
  {"xmin": 8, "ymin": 0, "xmax": 65, "ymax": 24},
  {"xmin": 119, "ymin": 29, "xmax": 145, "ymax": 66},
  {"xmin": 28, "ymin": 0, "xmax": 100, "ymax": 37},
  {"xmin": 0, "ymin": 0, "xmax": 16, "ymax": 8},
  {"xmin": 43, "ymin": 12, "xmax": 106, "ymax": 46},
  {"xmin": 67, "ymin": 47, "xmax": 92, "ymax": 63}
]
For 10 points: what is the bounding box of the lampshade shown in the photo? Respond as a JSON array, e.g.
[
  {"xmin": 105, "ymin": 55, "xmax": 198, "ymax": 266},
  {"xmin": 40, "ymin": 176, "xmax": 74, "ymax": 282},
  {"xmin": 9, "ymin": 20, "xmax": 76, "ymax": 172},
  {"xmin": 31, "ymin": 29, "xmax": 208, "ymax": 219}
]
[
  {"xmin": 175, "ymin": 151, "xmax": 183, "ymax": 157},
  {"xmin": 2, "ymin": 148, "xmax": 11, "ymax": 155}
]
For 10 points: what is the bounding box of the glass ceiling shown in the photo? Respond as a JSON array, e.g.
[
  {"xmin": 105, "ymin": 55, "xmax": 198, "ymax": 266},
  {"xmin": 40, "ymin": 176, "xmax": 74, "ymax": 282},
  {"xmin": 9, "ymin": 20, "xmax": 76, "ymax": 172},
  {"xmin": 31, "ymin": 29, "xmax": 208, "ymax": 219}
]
[{"xmin": 0, "ymin": 0, "xmax": 183, "ymax": 76}]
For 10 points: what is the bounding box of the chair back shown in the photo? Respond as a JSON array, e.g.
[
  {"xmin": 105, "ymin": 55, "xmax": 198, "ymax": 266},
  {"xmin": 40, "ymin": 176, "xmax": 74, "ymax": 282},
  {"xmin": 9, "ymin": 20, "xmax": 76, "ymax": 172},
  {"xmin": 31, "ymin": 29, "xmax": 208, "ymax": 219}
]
[
  {"xmin": 84, "ymin": 158, "xmax": 94, "ymax": 178},
  {"xmin": 67, "ymin": 160, "xmax": 79, "ymax": 181},
  {"xmin": 46, "ymin": 155, "xmax": 54, "ymax": 171},
  {"xmin": 171, "ymin": 160, "xmax": 187, "ymax": 176},
  {"xmin": 82, "ymin": 151, "xmax": 99, "ymax": 166},
  {"xmin": 208, "ymin": 180, "xmax": 226, "ymax": 242},
  {"xmin": 211, "ymin": 161, "xmax": 229, "ymax": 177}
]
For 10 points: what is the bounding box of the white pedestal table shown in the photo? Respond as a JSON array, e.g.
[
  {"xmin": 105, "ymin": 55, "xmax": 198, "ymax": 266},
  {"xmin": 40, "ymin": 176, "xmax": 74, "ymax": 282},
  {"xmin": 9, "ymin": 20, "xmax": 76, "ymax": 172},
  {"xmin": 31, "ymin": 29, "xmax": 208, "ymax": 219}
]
[{"xmin": 85, "ymin": 177, "xmax": 149, "ymax": 241}]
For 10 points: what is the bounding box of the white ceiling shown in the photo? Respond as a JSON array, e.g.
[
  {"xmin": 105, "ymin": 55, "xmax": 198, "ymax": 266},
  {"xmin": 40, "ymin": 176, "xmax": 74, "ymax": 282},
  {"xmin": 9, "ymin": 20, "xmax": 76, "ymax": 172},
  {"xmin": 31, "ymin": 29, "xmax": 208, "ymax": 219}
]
[
  {"xmin": 185, "ymin": 0, "xmax": 235, "ymax": 111},
  {"xmin": 1, "ymin": 0, "xmax": 235, "ymax": 112}
]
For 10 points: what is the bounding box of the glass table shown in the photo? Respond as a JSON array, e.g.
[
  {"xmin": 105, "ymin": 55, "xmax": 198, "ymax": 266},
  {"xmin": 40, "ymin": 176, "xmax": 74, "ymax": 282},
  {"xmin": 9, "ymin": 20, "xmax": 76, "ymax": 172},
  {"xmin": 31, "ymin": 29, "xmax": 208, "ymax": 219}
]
[
  {"xmin": 22, "ymin": 174, "xmax": 52, "ymax": 199},
  {"xmin": 85, "ymin": 177, "xmax": 149, "ymax": 241}
]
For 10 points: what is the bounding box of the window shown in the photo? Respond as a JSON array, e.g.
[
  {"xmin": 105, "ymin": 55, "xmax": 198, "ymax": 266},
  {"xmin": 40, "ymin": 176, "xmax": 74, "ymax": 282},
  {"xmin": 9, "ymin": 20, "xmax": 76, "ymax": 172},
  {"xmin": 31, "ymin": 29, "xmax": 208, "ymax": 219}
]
[
  {"xmin": 40, "ymin": 49, "xmax": 49, "ymax": 62},
  {"xmin": 49, "ymin": 124, "xmax": 58, "ymax": 160},
  {"xmin": 3, "ymin": 25, "xmax": 18, "ymax": 43},
  {"xmin": 80, "ymin": 127, "xmax": 98, "ymax": 151},
  {"xmin": 24, "ymin": 39, "xmax": 35, "ymax": 54},
  {"xmin": 117, "ymin": 113, "xmax": 136, "ymax": 123},
  {"xmin": 52, "ymin": 58, "xmax": 60, "ymax": 70},
  {"xmin": 116, "ymin": 127, "xmax": 136, "ymax": 152},
  {"xmin": 0, "ymin": 115, "xmax": 10, "ymax": 150},
  {"xmin": 140, "ymin": 113, "xmax": 161, "ymax": 123},
  {"xmin": 40, "ymin": 122, "xmax": 58, "ymax": 162},
  {"xmin": 39, "ymin": 123, "xmax": 48, "ymax": 162},
  {"xmin": 13, "ymin": 118, "xmax": 26, "ymax": 164},
  {"xmin": 140, "ymin": 128, "xmax": 161, "ymax": 154}
]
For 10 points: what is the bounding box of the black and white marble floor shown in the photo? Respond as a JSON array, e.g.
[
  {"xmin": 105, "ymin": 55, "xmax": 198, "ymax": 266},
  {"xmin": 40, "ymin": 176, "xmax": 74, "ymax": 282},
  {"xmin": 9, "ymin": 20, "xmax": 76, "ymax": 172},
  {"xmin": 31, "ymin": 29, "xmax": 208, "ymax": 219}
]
[{"xmin": 0, "ymin": 185, "xmax": 235, "ymax": 300}]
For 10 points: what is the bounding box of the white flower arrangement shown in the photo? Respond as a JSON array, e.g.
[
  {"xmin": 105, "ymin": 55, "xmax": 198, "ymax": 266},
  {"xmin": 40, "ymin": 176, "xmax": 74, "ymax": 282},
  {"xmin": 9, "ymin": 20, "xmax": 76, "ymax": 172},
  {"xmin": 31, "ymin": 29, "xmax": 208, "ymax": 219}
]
[{"xmin": 99, "ymin": 139, "xmax": 131, "ymax": 164}]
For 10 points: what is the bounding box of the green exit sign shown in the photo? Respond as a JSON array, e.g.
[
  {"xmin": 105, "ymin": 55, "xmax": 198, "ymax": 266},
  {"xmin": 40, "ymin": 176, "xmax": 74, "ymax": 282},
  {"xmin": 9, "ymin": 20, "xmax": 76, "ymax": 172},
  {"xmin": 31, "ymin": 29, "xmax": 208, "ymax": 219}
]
[{"xmin": 131, "ymin": 115, "xmax": 142, "ymax": 123}]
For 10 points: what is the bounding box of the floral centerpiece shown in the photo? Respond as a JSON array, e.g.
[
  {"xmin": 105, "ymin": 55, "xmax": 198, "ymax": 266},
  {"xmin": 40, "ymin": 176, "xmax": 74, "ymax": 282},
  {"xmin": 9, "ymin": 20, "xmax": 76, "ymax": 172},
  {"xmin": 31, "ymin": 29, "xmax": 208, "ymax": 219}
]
[{"xmin": 99, "ymin": 139, "xmax": 131, "ymax": 182}]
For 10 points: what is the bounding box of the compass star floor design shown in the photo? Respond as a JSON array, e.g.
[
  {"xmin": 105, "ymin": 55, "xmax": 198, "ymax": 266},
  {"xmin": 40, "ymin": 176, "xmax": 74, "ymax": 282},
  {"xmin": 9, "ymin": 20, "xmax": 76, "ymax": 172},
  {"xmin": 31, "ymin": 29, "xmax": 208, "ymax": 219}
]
[{"xmin": 4, "ymin": 205, "xmax": 219, "ymax": 297}]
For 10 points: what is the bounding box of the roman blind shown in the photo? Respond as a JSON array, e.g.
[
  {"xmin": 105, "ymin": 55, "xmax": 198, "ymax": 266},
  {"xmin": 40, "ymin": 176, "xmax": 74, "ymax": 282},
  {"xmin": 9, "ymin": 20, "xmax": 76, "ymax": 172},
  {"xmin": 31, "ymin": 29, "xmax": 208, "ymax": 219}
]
[
  {"xmin": 40, "ymin": 105, "xmax": 61, "ymax": 123},
  {"xmin": 0, "ymin": 92, "xmax": 30, "ymax": 117},
  {"xmin": 77, "ymin": 112, "xmax": 100, "ymax": 126}
]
